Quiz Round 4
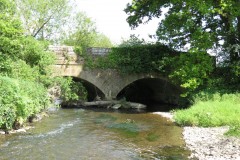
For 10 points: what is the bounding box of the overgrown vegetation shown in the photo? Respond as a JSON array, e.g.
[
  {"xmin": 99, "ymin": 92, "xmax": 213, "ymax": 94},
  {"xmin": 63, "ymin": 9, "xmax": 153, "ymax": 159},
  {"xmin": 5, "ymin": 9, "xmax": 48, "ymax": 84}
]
[
  {"xmin": 63, "ymin": 12, "xmax": 113, "ymax": 53},
  {"xmin": 0, "ymin": 0, "xmax": 88, "ymax": 130},
  {"xmin": 0, "ymin": 77, "xmax": 49, "ymax": 130},
  {"xmin": 124, "ymin": 0, "xmax": 240, "ymax": 136},
  {"xmin": 52, "ymin": 77, "xmax": 88, "ymax": 105},
  {"xmin": 81, "ymin": 36, "xmax": 214, "ymax": 97}
]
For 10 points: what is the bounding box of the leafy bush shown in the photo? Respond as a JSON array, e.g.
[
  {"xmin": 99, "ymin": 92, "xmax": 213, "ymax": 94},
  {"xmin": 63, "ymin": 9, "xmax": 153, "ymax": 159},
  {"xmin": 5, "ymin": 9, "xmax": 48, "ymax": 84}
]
[
  {"xmin": 0, "ymin": 0, "xmax": 89, "ymax": 130},
  {"xmin": 0, "ymin": 76, "xmax": 50, "ymax": 130},
  {"xmin": 168, "ymin": 51, "xmax": 214, "ymax": 96},
  {"xmin": 50, "ymin": 77, "xmax": 87, "ymax": 104},
  {"xmin": 106, "ymin": 43, "xmax": 178, "ymax": 73}
]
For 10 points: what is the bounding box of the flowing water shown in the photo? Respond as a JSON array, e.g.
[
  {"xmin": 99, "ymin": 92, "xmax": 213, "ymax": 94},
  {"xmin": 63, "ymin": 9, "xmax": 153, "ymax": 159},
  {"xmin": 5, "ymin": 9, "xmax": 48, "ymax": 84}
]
[{"xmin": 0, "ymin": 108, "xmax": 190, "ymax": 160}]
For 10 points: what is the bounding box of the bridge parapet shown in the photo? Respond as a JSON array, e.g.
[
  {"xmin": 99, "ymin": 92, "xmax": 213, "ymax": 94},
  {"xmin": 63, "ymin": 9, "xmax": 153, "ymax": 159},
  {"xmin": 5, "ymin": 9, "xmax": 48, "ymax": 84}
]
[
  {"xmin": 49, "ymin": 45, "xmax": 83, "ymax": 65},
  {"xmin": 49, "ymin": 46, "xmax": 111, "ymax": 64}
]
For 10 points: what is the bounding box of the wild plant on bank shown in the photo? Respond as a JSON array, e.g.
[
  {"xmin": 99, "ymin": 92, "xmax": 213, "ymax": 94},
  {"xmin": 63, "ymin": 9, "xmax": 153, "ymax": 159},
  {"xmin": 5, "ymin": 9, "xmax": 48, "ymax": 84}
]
[
  {"xmin": 0, "ymin": 76, "xmax": 50, "ymax": 130},
  {"xmin": 174, "ymin": 92, "xmax": 240, "ymax": 136}
]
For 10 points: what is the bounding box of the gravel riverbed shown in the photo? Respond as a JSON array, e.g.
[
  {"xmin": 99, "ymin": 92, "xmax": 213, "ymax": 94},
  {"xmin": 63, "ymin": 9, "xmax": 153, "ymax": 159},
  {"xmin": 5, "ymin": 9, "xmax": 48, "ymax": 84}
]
[
  {"xmin": 183, "ymin": 126, "xmax": 240, "ymax": 160},
  {"xmin": 153, "ymin": 112, "xmax": 240, "ymax": 160}
]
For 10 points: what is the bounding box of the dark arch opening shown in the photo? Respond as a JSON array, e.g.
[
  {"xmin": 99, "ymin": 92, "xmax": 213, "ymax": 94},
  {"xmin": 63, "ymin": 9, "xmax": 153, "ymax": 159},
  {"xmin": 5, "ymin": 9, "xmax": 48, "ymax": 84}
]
[
  {"xmin": 72, "ymin": 77, "xmax": 105, "ymax": 101},
  {"xmin": 116, "ymin": 78, "xmax": 181, "ymax": 111}
]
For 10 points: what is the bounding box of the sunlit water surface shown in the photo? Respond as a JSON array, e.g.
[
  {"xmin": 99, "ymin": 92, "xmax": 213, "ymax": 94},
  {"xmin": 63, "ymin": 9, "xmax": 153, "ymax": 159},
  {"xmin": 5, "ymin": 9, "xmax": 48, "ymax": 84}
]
[{"xmin": 0, "ymin": 108, "xmax": 190, "ymax": 160}]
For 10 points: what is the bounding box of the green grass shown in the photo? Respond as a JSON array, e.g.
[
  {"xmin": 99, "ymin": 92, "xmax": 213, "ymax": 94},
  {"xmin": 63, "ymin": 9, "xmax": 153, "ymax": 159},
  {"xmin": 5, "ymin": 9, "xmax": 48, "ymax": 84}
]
[
  {"xmin": 174, "ymin": 93, "xmax": 240, "ymax": 136},
  {"xmin": 225, "ymin": 125, "xmax": 240, "ymax": 137}
]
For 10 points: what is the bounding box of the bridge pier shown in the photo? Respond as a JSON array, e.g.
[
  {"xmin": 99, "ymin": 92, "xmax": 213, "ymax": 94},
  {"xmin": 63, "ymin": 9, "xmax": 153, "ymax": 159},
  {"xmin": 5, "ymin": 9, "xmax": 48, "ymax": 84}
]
[{"xmin": 105, "ymin": 90, "xmax": 113, "ymax": 100}]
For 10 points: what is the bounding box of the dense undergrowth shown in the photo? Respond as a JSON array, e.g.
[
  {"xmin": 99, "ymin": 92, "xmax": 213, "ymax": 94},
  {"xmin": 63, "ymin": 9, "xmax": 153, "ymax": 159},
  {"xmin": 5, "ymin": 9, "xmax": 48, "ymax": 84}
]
[
  {"xmin": 0, "ymin": 77, "xmax": 49, "ymax": 129},
  {"xmin": 0, "ymin": 0, "xmax": 84, "ymax": 130}
]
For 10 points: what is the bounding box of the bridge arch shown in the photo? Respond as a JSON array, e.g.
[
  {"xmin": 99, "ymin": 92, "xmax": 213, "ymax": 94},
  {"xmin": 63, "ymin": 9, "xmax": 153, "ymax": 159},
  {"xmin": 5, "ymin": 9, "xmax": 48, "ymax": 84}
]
[
  {"xmin": 53, "ymin": 64, "xmax": 182, "ymax": 103},
  {"xmin": 116, "ymin": 77, "xmax": 181, "ymax": 106},
  {"xmin": 71, "ymin": 77, "xmax": 105, "ymax": 101},
  {"xmin": 51, "ymin": 45, "xmax": 182, "ymax": 106}
]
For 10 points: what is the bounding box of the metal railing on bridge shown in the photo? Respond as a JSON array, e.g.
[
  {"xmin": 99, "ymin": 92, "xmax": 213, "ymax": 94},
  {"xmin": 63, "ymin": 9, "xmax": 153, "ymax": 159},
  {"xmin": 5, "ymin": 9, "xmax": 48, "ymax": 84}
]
[
  {"xmin": 49, "ymin": 45, "xmax": 111, "ymax": 65},
  {"xmin": 87, "ymin": 47, "xmax": 111, "ymax": 56},
  {"xmin": 49, "ymin": 45, "xmax": 111, "ymax": 56}
]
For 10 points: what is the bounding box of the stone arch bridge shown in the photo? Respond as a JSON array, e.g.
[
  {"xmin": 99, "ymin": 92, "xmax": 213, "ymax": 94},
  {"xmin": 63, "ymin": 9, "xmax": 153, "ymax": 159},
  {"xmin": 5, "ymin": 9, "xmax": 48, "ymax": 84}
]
[{"xmin": 50, "ymin": 45, "xmax": 181, "ymax": 105}]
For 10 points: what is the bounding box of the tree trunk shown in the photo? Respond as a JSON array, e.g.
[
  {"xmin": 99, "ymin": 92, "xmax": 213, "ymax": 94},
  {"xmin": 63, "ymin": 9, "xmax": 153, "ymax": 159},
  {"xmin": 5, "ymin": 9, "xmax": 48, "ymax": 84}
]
[{"xmin": 82, "ymin": 100, "xmax": 146, "ymax": 109}]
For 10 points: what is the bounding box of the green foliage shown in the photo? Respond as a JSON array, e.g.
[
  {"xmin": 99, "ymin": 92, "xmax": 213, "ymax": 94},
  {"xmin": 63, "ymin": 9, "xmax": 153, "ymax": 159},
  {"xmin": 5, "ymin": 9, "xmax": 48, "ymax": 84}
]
[
  {"xmin": 64, "ymin": 12, "xmax": 113, "ymax": 53},
  {"xmin": 174, "ymin": 93, "xmax": 240, "ymax": 127},
  {"xmin": 20, "ymin": 37, "xmax": 54, "ymax": 66},
  {"xmin": 64, "ymin": 12, "xmax": 97, "ymax": 53},
  {"xmin": 97, "ymin": 43, "xmax": 178, "ymax": 73},
  {"xmin": 0, "ymin": 76, "xmax": 49, "ymax": 130},
  {"xmin": 9, "ymin": 60, "xmax": 39, "ymax": 81},
  {"xmin": 119, "ymin": 34, "xmax": 146, "ymax": 47},
  {"xmin": 89, "ymin": 42, "xmax": 213, "ymax": 98},
  {"xmin": 91, "ymin": 33, "xmax": 113, "ymax": 48},
  {"xmin": 125, "ymin": 0, "xmax": 240, "ymax": 59},
  {"xmin": 205, "ymin": 66, "xmax": 240, "ymax": 93},
  {"xmin": 168, "ymin": 51, "xmax": 214, "ymax": 96},
  {"xmin": 0, "ymin": 0, "xmax": 55, "ymax": 81},
  {"xmin": 0, "ymin": 38, "xmax": 55, "ymax": 83},
  {"xmin": 231, "ymin": 61, "xmax": 240, "ymax": 77},
  {"xmin": 225, "ymin": 125, "xmax": 240, "ymax": 137},
  {"xmin": 15, "ymin": 0, "xmax": 71, "ymax": 41},
  {"xmin": 0, "ymin": 1, "xmax": 22, "ymax": 61},
  {"xmin": 81, "ymin": 38, "xmax": 214, "ymax": 96},
  {"xmin": 52, "ymin": 77, "xmax": 87, "ymax": 104},
  {"xmin": 0, "ymin": 0, "xmax": 60, "ymax": 130},
  {"xmin": 125, "ymin": 0, "xmax": 240, "ymax": 87}
]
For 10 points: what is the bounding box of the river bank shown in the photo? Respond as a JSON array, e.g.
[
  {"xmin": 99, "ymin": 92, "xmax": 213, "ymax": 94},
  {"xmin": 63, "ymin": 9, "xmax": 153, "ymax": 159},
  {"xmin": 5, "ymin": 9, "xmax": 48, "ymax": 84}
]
[
  {"xmin": 154, "ymin": 112, "xmax": 240, "ymax": 160},
  {"xmin": 183, "ymin": 126, "xmax": 240, "ymax": 160},
  {"xmin": 0, "ymin": 111, "xmax": 50, "ymax": 135}
]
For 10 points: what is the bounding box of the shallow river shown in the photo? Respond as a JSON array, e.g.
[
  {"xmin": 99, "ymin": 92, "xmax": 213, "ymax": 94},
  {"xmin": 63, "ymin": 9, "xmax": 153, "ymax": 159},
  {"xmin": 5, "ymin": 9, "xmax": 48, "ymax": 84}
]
[{"xmin": 0, "ymin": 108, "xmax": 190, "ymax": 160}]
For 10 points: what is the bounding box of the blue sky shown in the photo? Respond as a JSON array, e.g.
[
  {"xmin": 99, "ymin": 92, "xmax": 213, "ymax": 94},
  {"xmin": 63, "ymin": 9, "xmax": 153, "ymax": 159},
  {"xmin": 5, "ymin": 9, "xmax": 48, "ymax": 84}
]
[{"xmin": 75, "ymin": 0, "xmax": 159, "ymax": 44}]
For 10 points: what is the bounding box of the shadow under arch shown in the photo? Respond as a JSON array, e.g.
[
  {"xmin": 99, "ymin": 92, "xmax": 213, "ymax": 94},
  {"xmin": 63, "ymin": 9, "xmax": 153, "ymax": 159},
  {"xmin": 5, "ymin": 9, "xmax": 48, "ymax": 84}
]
[
  {"xmin": 69, "ymin": 77, "xmax": 105, "ymax": 101},
  {"xmin": 116, "ymin": 78, "xmax": 181, "ymax": 111}
]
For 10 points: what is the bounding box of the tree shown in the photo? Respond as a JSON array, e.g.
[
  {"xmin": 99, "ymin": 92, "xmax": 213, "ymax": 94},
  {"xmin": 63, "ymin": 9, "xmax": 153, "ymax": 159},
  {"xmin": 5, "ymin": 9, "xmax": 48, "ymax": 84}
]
[
  {"xmin": 63, "ymin": 12, "xmax": 97, "ymax": 52},
  {"xmin": 0, "ymin": 0, "xmax": 22, "ymax": 72},
  {"xmin": 63, "ymin": 12, "xmax": 113, "ymax": 53},
  {"xmin": 125, "ymin": 0, "xmax": 240, "ymax": 65},
  {"xmin": 14, "ymin": 0, "xmax": 71, "ymax": 41},
  {"xmin": 118, "ymin": 34, "xmax": 146, "ymax": 47},
  {"xmin": 92, "ymin": 33, "xmax": 113, "ymax": 48},
  {"xmin": 125, "ymin": 0, "xmax": 240, "ymax": 91}
]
